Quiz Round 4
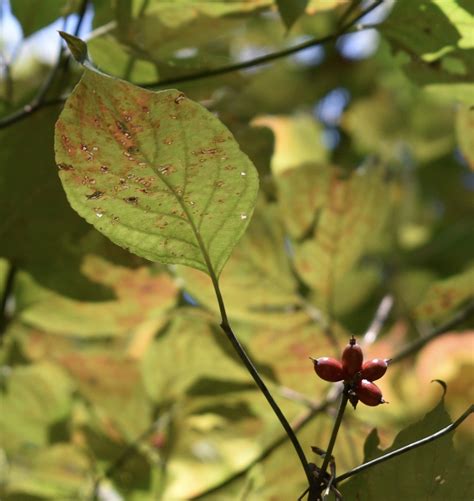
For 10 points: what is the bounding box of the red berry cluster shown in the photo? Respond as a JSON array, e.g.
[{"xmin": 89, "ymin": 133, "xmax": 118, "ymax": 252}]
[{"xmin": 311, "ymin": 336, "xmax": 390, "ymax": 408}]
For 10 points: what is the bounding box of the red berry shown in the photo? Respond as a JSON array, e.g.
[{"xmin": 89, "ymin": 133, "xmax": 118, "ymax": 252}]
[
  {"xmin": 312, "ymin": 357, "xmax": 344, "ymax": 382},
  {"xmin": 342, "ymin": 337, "xmax": 363, "ymax": 379},
  {"xmin": 361, "ymin": 358, "xmax": 390, "ymax": 382},
  {"xmin": 355, "ymin": 379, "xmax": 385, "ymax": 406}
]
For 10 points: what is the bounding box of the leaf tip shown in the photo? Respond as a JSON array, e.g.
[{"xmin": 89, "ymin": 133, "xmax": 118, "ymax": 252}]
[
  {"xmin": 58, "ymin": 31, "xmax": 88, "ymax": 64},
  {"xmin": 430, "ymin": 379, "xmax": 448, "ymax": 398}
]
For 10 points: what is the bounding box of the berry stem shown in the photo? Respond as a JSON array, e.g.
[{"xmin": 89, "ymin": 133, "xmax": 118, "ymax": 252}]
[{"xmin": 312, "ymin": 388, "xmax": 349, "ymax": 498}]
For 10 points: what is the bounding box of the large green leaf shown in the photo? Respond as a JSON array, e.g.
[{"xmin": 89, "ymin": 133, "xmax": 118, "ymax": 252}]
[
  {"xmin": 15, "ymin": 257, "xmax": 177, "ymax": 338},
  {"xmin": 3, "ymin": 444, "xmax": 90, "ymax": 499},
  {"xmin": 10, "ymin": 0, "xmax": 67, "ymax": 37},
  {"xmin": 0, "ymin": 107, "xmax": 134, "ymax": 299},
  {"xmin": 140, "ymin": 310, "xmax": 250, "ymax": 403},
  {"xmin": 55, "ymin": 69, "xmax": 259, "ymax": 276},
  {"xmin": 0, "ymin": 363, "xmax": 73, "ymax": 452},
  {"xmin": 340, "ymin": 394, "xmax": 474, "ymax": 500},
  {"xmin": 294, "ymin": 162, "xmax": 391, "ymax": 306},
  {"xmin": 57, "ymin": 350, "xmax": 152, "ymax": 439},
  {"xmin": 415, "ymin": 266, "xmax": 474, "ymax": 321},
  {"xmin": 380, "ymin": 0, "xmax": 474, "ymax": 102},
  {"xmin": 178, "ymin": 203, "xmax": 311, "ymax": 329},
  {"xmin": 275, "ymin": 162, "xmax": 330, "ymax": 239}
]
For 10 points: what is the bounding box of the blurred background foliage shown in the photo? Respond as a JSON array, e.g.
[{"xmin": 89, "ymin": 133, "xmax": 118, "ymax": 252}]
[{"xmin": 0, "ymin": 0, "xmax": 473, "ymax": 499}]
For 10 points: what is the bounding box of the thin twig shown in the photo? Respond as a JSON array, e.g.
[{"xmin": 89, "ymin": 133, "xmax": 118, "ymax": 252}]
[
  {"xmin": 391, "ymin": 300, "xmax": 474, "ymax": 363},
  {"xmin": 335, "ymin": 405, "xmax": 474, "ymax": 483},
  {"xmin": 192, "ymin": 390, "xmax": 339, "ymax": 500},
  {"xmin": 337, "ymin": 0, "xmax": 364, "ymax": 27},
  {"xmin": 311, "ymin": 392, "xmax": 349, "ymax": 499},
  {"xmin": 142, "ymin": 0, "xmax": 384, "ymax": 89},
  {"xmin": 0, "ymin": 1, "xmax": 383, "ymax": 129},
  {"xmin": 0, "ymin": 262, "xmax": 16, "ymax": 340},
  {"xmin": 363, "ymin": 294, "xmax": 394, "ymax": 345},
  {"xmin": 279, "ymin": 385, "xmax": 322, "ymax": 409},
  {"xmin": 0, "ymin": 0, "xmax": 89, "ymax": 129}
]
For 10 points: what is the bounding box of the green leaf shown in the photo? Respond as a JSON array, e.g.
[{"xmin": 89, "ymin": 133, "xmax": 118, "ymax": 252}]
[
  {"xmin": 58, "ymin": 351, "xmax": 152, "ymax": 439},
  {"xmin": 294, "ymin": 162, "xmax": 390, "ymax": 306},
  {"xmin": 340, "ymin": 395, "xmax": 474, "ymax": 500},
  {"xmin": 275, "ymin": 162, "xmax": 330, "ymax": 239},
  {"xmin": 0, "ymin": 363, "xmax": 73, "ymax": 452},
  {"xmin": 456, "ymin": 104, "xmax": 474, "ymax": 170},
  {"xmin": 4, "ymin": 444, "xmax": 90, "ymax": 499},
  {"xmin": 10, "ymin": 0, "xmax": 67, "ymax": 37},
  {"xmin": 140, "ymin": 310, "xmax": 250, "ymax": 403},
  {"xmin": 380, "ymin": 0, "xmax": 474, "ymax": 103},
  {"xmin": 178, "ymin": 203, "xmax": 311, "ymax": 329},
  {"xmin": 276, "ymin": 0, "xmax": 309, "ymax": 30},
  {"xmin": 55, "ymin": 69, "xmax": 259, "ymax": 276},
  {"xmin": 253, "ymin": 114, "xmax": 328, "ymax": 174},
  {"xmin": 15, "ymin": 257, "xmax": 177, "ymax": 338},
  {"xmin": 88, "ymin": 35, "xmax": 160, "ymax": 84},
  {"xmin": 58, "ymin": 31, "xmax": 89, "ymax": 64},
  {"xmin": 0, "ymin": 106, "xmax": 134, "ymax": 299},
  {"xmin": 415, "ymin": 266, "xmax": 474, "ymax": 321},
  {"xmin": 342, "ymin": 89, "xmax": 454, "ymax": 163}
]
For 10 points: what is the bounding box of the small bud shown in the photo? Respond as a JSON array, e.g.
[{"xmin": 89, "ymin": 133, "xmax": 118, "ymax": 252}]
[
  {"xmin": 355, "ymin": 379, "xmax": 385, "ymax": 406},
  {"xmin": 361, "ymin": 358, "xmax": 390, "ymax": 382},
  {"xmin": 342, "ymin": 336, "xmax": 363, "ymax": 379},
  {"xmin": 312, "ymin": 357, "xmax": 344, "ymax": 382}
]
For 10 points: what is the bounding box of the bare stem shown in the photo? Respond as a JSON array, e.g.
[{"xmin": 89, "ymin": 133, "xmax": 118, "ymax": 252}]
[
  {"xmin": 363, "ymin": 294, "xmax": 394, "ymax": 345},
  {"xmin": 142, "ymin": 0, "xmax": 384, "ymax": 89},
  {"xmin": 336, "ymin": 405, "xmax": 474, "ymax": 483},
  {"xmin": 308, "ymin": 391, "xmax": 349, "ymax": 500},
  {"xmin": 391, "ymin": 300, "xmax": 474, "ymax": 363},
  {"xmin": 211, "ymin": 273, "xmax": 314, "ymax": 488}
]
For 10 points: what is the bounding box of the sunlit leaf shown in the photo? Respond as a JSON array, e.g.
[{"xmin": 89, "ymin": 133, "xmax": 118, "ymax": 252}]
[
  {"xmin": 140, "ymin": 310, "xmax": 250, "ymax": 403},
  {"xmin": 178, "ymin": 203, "xmax": 311, "ymax": 329},
  {"xmin": 58, "ymin": 351, "xmax": 152, "ymax": 439},
  {"xmin": 380, "ymin": 0, "xmax": 474, "ymax": 103},
  {"xmin": 294, "ymin": 162, "xmax": 391, "ymax": 308},
  {"xmin": 415, "ymin": 266, "xmax": 474, "ymax": 321},
  {"xmin": 4, "ymin": 444, "xmax": 90, "ymax": 499},
  {"xmin": 55, "ymin": 69, "xmax": 259, "ymax": 276},
  {"xmin": 0, "ymin": 363, "xmax": 73, "ymax": 451},
  {"xmin": 275, "ymin": 162, "xmax": 330, "ymax": 239},
  {"xmin": 252, "ymin": 114, "xmax": 328, "ymax": 174},
  {"xmin": 16, "ymin": 257, "xmax": 177, "ymax": 338}
]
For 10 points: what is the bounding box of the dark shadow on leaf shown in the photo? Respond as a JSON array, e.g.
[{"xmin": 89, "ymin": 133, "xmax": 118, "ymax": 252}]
[
  {"xmin": 187, "ymin": 377, "xmax": 256, "ymax": 396},
  {"xmin": 192, "ymin": 400, "xmax": 256, "ymax": 422}
]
